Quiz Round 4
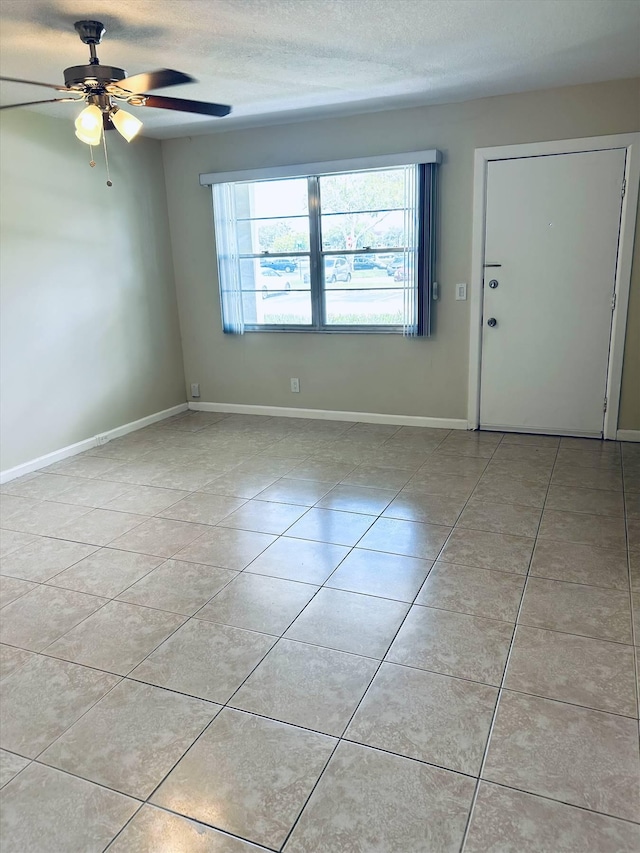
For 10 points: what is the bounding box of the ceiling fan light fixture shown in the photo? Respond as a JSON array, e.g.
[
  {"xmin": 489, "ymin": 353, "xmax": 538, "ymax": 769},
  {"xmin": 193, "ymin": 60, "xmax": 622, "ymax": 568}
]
[
  {"xmin": 74, "ymin": 104, "xmax": 102, "ymax": 145},
  {"xmin": 1, "ymin": 19, "xmax": 231, "ymax": 181},
  {"xmin": 110, "ymin": 107, "xmax": 142, "ymax": 142}
]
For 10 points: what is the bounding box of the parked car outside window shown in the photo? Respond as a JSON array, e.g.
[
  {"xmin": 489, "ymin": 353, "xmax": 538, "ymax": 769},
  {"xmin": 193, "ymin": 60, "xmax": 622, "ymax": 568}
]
[
  {"xmin": 259, "ymin": 268, "xmax": 292, "ymax": 298},
  {"xmin": 353, "ymin": 256, "xmax": 387, "ymax": 270},
  {"xmin": 386, "ymin": 255, "xmax": 405, "ymax": 276},
  {"xmin": 325, "ymin": 256, "xmax": 352, "ymax": 283},
  {"xmin": 260, "ymin": 257, "xmax": 298, "ymax": 273}
]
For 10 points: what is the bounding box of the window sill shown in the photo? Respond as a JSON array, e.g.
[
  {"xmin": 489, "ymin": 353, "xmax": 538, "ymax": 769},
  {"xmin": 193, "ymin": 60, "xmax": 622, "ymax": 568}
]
[{"xmin": 240, "ymin": 325, "xmax": 406, "ymax": 335}]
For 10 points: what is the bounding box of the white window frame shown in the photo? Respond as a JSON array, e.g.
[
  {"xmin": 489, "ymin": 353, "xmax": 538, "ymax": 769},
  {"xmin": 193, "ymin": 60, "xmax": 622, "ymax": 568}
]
[{"xmin": 201, "ymin": 150, "xmax": 441, "ymax": 335}]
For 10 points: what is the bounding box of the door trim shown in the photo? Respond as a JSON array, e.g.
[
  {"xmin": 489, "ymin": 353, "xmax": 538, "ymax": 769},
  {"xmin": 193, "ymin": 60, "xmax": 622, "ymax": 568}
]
[{"xmin": 467, "ymin": 133, "xmax": 640, "ymax": 439}]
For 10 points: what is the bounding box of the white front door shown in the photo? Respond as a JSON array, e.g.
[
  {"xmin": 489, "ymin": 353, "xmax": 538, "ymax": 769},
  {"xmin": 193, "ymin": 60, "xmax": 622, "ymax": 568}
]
[{"xmin": 479, "ymin": 148, "xmax": 626, "ymax": 436}]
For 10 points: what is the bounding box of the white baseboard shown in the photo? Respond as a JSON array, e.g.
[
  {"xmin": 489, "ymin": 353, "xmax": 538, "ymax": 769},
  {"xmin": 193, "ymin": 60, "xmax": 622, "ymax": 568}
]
[
  {"xmin": 1, "ymin": 435, "xmax": 101, "ymax": 486},
  {"xmin": 617, "ymin": 429, "xmax": 640, "ymax": 442},
  {"xmin": 0, "ymin": 403, "xmax": 188, "ymax": 485},
  {"xmin": 94, "ymin": 403, "xmax": 188, "ymax": 443},
  {"xmin": 189, "ymin": 401, "xmax": 468, "ymax": 430}
]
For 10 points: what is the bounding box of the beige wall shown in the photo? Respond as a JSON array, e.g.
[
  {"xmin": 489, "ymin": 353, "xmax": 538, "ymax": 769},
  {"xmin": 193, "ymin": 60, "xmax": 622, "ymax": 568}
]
[
  {"xmin": 162, "ymin": 77, "xmax": 640, "ymax": 429},
  {"xmin": 0, "ymin": 110, "xmax": 186, "ymax": 470}
]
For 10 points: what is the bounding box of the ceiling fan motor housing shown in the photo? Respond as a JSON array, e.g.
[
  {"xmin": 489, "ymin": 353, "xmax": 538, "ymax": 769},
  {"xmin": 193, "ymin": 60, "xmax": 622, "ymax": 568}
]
[
  {"xmin": 63, "ymin": 64, "xmax": 127, "ymax": 89},
  {"xmin": 67, "ymin": 20, "xmax": 126, "ymax": 87}
]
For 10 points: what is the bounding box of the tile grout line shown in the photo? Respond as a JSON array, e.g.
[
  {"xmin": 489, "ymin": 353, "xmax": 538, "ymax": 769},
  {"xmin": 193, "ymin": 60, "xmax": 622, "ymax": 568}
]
[
  {"xmin": 458, "ymin": 437, "xmax": 636, "ymax": 844},
  {"xmin": 4, "ymin": 437, "xmax": 618, "ymax": 537},
  {"xmin": 2, "ymin": 432, "xmax": 494, "ymax": 759},
  {"xmin": 7, "ymin": 534, "xmax": 290, "ymax": 849},
  {"xmin": 109, "ymin": 798, "xmax": 284, "ymax": 853},
  {"xmin": 6, "ymin": 511, "xmax": 637, "ymax": 774},
  {"xmin": 7, "ymin": 620, "xmax": 638, "ymax": 736},
  {"xmin": 2, "ymin": 441, "xmax": 632, "ymax": 666},
  {"xmin": 102, "ymin": 802, "xmax": 278, "ymax": 853},
  {"xmin": 2, "ymin": 420, "xmax": 451, "ymax": 517},
  {"xmin": 458, "ymin": 776, "xmax": 640, "ymax": 825},
  {"xmin": 3, "ymin": 533, "xmax": 271, "ymax": 774},
  {"xmin": 15, "ymin": 605, "xmax": 207, "ymax": 773},
  {"xmin": 10, "ymin": 662, "xmax": 639, "ymax": 825},
  {"xmin": 2, "ymin": 422, "xmax": 636, "ymax": 850},
  {"xmin": 6, "ymin": 683, "xmax": 636, "ymax": 853},
  {"xmin": 0, "ymin": 428, "xmax": 455, "ymax": 676},
  {"xmin": 278, "ymin": 431, "xmax": 508, "ymax": 852},
  {"xmin": 457, "ymin": 432, "xmax": 560, "ymax": 852},
  {"xmin": 620, "ymin": 446, "xmax": 640, "ymax": 733},
  {"xmin": 275, "ymin": 575, "xmax": 429, "ymax": 848},
  {"xmin": 3, "ymin": 533, "xmax": 632, "ymax": 608},
  {"xmin": 122, "ymin": 448, "xmax": 426, "ymax": 840}
]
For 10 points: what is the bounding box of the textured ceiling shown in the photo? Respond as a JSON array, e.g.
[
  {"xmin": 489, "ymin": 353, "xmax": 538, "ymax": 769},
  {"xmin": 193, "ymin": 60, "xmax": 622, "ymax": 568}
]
[{"xmin": 0, "ymin": 0, "xmax": 639, "ymax": 138}]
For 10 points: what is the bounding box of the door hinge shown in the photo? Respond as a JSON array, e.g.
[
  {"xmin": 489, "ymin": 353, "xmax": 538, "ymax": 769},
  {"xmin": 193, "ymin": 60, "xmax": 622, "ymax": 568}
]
[
  {"xmin": 611, "ymin": 292, "xmax": 617, "ymax": 311},
  {"xmin": 622, "ymin": 178, "xmax": 626, "ymax": 199},
  {"xmin": 604, "ymin": 396, "xmax": 608, "ymax": 413}
]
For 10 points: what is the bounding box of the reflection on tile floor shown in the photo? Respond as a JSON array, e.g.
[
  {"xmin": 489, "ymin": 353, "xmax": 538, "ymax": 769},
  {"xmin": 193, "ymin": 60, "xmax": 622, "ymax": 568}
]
[{"xmin": 0, "ymin": 413, "xmax": 638, "ymax": 851}]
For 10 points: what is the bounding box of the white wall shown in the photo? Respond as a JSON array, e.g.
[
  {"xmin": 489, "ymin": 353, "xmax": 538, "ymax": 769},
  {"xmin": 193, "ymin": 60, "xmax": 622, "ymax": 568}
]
[
  {"xmin": 0, "ymin": 110, "xmax": 186, "ymax": 470},
  {"xmin": 161, "ymin": 77, "xmax": 640, "ymax": 429}
]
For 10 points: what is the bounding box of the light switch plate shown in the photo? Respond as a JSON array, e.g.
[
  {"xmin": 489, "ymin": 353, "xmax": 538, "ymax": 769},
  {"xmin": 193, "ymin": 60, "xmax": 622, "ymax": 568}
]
[{"xmin": 456, "ymin": 283, "xmax": 467, "ymax": 301}]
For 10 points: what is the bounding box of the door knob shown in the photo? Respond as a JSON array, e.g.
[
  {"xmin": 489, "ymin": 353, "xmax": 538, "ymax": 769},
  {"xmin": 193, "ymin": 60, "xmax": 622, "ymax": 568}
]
[{"xmin": 487, "ymin": 317, "xmax": 497, "ymax": 327}]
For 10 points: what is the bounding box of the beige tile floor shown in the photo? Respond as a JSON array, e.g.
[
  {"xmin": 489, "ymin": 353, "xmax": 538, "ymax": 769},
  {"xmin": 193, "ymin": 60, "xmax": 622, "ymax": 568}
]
[{"xmin": 0, "ymin": 412, "xmax": 639, "ymax": 852}]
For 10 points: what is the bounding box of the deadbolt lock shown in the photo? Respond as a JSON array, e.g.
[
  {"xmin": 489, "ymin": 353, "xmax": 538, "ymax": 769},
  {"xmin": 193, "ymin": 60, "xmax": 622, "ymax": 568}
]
[
  {"xmin": 487, "ymin": 317, "xmax": 497, "ymax": 327},
  {"xmin": 489, "ymin": 279, "xmax": 499, "ymax": 289}
]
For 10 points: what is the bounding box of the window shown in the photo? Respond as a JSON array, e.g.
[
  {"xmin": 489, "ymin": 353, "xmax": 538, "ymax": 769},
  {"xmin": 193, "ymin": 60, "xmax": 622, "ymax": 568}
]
[{"xmin": 207, "ymin": 152, "xmax": 439, "ymax": 335}]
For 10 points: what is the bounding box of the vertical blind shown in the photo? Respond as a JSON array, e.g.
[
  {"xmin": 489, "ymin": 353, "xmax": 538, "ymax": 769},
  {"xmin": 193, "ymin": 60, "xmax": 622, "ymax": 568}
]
[
  {"xmin": 401, "ymin": 164, "xmax": 419, "ymax": 337},
  {"xmin": 212, "ymin": 182, "xmax": 244, "ymax": 334}
]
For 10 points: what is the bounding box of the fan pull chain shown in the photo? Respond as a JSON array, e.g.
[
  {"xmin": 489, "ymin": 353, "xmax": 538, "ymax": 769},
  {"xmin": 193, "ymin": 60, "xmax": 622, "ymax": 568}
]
[
  {"xmin": 102, "ymin": 130, "xmax": 113, "ymax": 187},
  {"xmin": 88, "ymin": 145, "xmax": 96, "ymax": 168}
]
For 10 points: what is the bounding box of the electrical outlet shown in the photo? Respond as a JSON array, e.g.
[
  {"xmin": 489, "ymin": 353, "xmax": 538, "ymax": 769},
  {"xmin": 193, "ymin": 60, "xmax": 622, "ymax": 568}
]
[
  {"xmin": 290, "ymin": 378, "xmax": 300, "ymax": 393},
  {"xmin": 456, "ymin": 283, "xmax": 467, "ymax": 301},
  {"xmin": 96, "ymin": 433, "xmax": 109, "ymax": 446},
  {"xmin": 190, "ymin": 383, "xmax": 201, "ymax": 398}
]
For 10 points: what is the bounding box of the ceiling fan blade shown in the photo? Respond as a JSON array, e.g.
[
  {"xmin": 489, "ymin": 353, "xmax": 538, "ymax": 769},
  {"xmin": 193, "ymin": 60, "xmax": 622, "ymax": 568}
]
[
  {"xmin": 0, "ymin": 75, "xmax": 71, "ymax": 92},
  {"xmin": 141, "ymin": 94, "xmax": 231, "ymax": 117},
  {"xmin": 113, "ymin": 69, "xmax": 194, "ymax": 94},
  {"xmin": 0, "ymin": 97, "xmax": 81, "ymax": 110}
]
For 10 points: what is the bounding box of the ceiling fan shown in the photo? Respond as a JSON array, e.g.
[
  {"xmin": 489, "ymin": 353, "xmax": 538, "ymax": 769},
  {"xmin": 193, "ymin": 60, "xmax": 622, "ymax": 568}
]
[{"xmin": 0, "ymin": 19, "xmax": 230, "ymax": 180}]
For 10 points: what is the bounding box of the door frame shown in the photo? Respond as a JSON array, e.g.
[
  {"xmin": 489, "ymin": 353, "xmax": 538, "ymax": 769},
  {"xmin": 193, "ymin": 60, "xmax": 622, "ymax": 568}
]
[{"xmin": 467, "ymin": 133, "xmax": 640, "ymax": 439}]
